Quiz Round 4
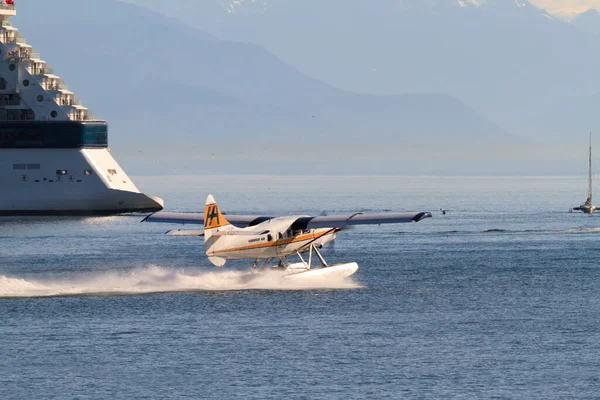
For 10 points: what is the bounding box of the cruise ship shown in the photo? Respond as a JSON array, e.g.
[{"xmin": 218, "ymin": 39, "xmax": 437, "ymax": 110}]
[{"xmin": 0, "ymin": 2, "xmax": 163, "ymax": 215}]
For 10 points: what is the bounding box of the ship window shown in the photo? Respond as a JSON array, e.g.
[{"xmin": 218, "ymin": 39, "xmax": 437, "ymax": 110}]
[
  {"xmin": 22, "ymin": 109, "xmax": 35, "ymax": 121},
  {"xmin": 8, "ymin": 64, "xmax": 15, "ymax": 71},
  {"xmin": 108, "ymin": 169, "xmax": 117, "ymax": 175},
  {"xmin": 13, "ymin": 163, "xmax": 26, "ymax": 170},
  {"xmin": 3, "ymin": 126, "xmax": 43, "ymax": 145},
  {"xmin": 23, "ymin": 79, "xmax": 29, "ymax": 87},
  {"xmin": 56, "ymin": 169, "xmax": 67, "ymax": 175},
  {"xmin": 0, "ymin": 121, "xmax": 108, "ymax": 149},
  {"xmin": 84, "ymin": 169, "xmax": 93, "ymax": 175},
  {"xmin": 0, "ymin": 78, "xmax": 6, "ymax": 90},
  {"xmin": 81, "ymin": 124, "xmax": 108, "ymax": 146},
  {"xmin": 0, "ymin": 94, "xmax": 21, "ymax": 106},
  {"xmin": 27, "ymin": 163, "xmax": 40, "ymax": 170},
  {"xmin": 6, "ymin": 110, "xmax": 19, "ymax": 120},
  {"xmin": 37, "ymin": 95, "xmax": 43, "ymax": 102},
  {"xmin": 50, "ymin": 111, "xmax": 57, "ymax": 118}
]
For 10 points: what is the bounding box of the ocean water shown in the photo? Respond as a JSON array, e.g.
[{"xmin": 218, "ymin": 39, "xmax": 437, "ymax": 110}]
[{"xmin": 1, "ymin": 175, "xmax": 600, "ymax": 399}]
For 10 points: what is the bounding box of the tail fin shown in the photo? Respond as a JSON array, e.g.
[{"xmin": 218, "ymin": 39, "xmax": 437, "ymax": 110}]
[
  {"xmin": 204, "ymin": 194, "xmax": 230, "ymax": 230},
  {"xmin": 204, "ymin": 194, "xmax": 230, "ymax": 267}
]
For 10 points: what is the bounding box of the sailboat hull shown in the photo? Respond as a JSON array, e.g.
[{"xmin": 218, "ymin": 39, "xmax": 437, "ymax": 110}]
[{"xmin": 573, "ymin": 205, "xmax": 596, "ymax": 214}]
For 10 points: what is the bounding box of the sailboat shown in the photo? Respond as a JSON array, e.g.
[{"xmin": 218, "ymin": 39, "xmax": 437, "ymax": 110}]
[{"xmin": 573, "ymin": 133, "xmax": 596, "ymax": 214}]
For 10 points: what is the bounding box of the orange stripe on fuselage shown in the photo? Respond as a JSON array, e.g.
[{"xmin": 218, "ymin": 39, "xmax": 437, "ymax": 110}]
[{"xmin": 211, "ymin": 230, "xmax": 332, "ymax": 255}]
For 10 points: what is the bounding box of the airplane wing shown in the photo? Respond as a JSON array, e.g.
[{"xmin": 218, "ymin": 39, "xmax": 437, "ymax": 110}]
[
  {"xmin": 290, "ymin": 212, "xmax": 432, "ymax": 230},
  {"xmin": 141, "ymin": 211, "xmax": 272, "ymax": 228},
  {"xmin": 143, "ymin": 210, "xmax": 431, "ymax": 230}
]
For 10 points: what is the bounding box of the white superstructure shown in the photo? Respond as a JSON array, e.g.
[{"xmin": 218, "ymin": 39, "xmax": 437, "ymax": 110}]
[{"xmin": 0, "ymin": 2, "xmax": 163, "ymax": 215}]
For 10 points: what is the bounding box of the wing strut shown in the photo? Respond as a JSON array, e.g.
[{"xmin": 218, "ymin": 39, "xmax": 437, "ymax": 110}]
[
  {"xmin": 297, "ymin": 227, "xmax": 339, "ymax": 253},
  {"xmin": 296, "ymin": 244, "xmax": 329, "ymax": 270},
  {"xmin": 347, "ymin": 212, "xmax": 363, "ymax": 221}
]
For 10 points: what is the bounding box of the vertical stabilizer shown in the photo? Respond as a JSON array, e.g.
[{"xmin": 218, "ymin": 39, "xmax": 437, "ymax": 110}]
[
  {"xmin": 204, "ymin": 194, "xmax": 231, "ymax": 230},
  {"xmin": 204, "ymin": 194, "xmax": 230, "ymax": 267}
]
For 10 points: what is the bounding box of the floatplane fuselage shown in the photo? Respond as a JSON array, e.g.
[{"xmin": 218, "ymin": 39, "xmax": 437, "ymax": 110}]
[{"xmin": 204, "ymin": 216, "xmax": 337, "ymax": 264}]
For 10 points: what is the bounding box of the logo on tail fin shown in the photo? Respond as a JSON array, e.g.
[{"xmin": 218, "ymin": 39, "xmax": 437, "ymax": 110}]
[
  {"xmin": 204, "ymin": 195, "xmax": 230, "ymax": 229},
  {"xmin": 205, "ymin": 204, "xmax": 221, "ymax": 228}
]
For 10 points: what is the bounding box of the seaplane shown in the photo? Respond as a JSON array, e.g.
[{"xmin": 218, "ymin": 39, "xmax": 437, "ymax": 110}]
[{"xmin": 142, "ymin": 195, "xmax": 432, "ymax": 279}]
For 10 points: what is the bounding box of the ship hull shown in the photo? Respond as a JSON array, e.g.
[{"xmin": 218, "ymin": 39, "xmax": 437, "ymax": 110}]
[{"xmin": 0, "ymin": 148, "xmax": 163, "ymax": 215}]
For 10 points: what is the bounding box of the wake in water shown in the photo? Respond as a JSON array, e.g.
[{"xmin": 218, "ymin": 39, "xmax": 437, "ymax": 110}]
[{"xmin": 0, "ymin": 265, "xmax": 363, "ymax": 298}]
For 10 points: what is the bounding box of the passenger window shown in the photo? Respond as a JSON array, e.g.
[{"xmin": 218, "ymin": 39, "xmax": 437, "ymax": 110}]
[
  {"xmin": 13, "ymin": 164, "xmax": 26, "ymax": 170},
  {"xmin": 56, "ymin": 169, "xmax": 67, "ymax": 175},
  {"xmin": 27, "ymin": 163, "xmax": 40, "ymax": 170}
]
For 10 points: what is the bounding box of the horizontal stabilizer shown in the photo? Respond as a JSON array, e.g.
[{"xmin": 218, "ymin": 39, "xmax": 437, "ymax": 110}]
[
  {"xmin": 165, "ymin": 229, "xmax": 205, "ymax": 236},
  {"xmin": 208, "ymin": 256, "xmax": 227, "ymax": 267}
]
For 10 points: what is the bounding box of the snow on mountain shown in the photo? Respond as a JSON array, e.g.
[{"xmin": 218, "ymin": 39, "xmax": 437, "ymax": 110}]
[
  {"xmin": 458, "ymin": 0, "xmax": 528, "ymax": 8},
  {"xmin": 221, "ymin": 0, "xmax": 269, "ymax": 14},
  {"xmin": 458, "ymin": 0, "xmax": 483, "ymax": 7}
]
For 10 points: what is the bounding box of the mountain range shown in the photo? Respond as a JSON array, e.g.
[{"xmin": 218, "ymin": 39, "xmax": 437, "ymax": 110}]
[
  {"xmin": 9, "ymin": 0, "xmax": 517, "ymax": 174},
  {"xmin": 573, "ymin": 9, "xmax": 600, "ymax": 35},
  {"xmin": 128, "ymin": 0, "xmax": 600, "ymax": 141}
]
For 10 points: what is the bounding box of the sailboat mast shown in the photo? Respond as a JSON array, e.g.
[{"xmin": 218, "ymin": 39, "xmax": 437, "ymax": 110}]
[{"xmin": 589, "ymin": 132, "xmax": 593, "ymax": 201}]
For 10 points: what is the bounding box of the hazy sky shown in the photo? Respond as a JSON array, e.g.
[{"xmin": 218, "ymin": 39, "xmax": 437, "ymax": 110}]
[{"xmin": 531, "ymin": 0, "xmax": 600, "ymax": 17}]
